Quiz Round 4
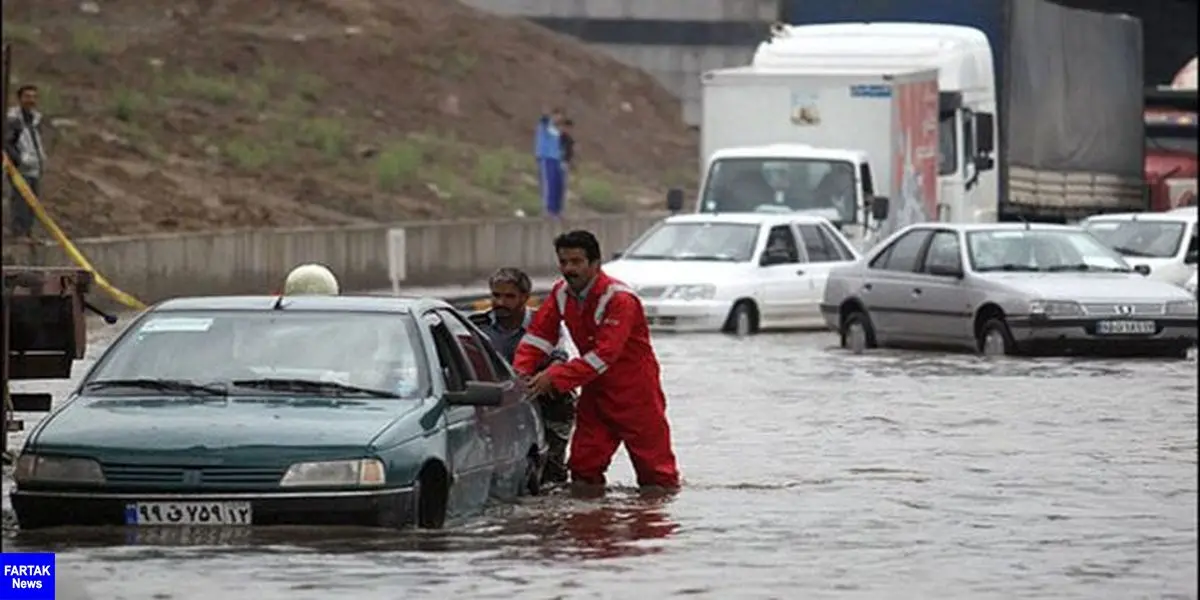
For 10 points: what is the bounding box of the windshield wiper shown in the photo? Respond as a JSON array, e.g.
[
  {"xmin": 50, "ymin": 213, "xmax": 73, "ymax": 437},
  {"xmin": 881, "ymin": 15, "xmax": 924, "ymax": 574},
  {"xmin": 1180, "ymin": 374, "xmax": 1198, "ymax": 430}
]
[
  {"xmin": 230, "ymin": 378, "xmax": 399, "ymax": 399},
  {"xmin": 1111, "ymin": 246, "xmax": 1153, "ymax": 258},
  {"xmin": 975, "ymin": 264, "xmax": 1040, "ymax": 272},
  {"xmin": 675, "ymin": 255, "xmax": 738, "ymax": 262},
  {"xmin": 83, "ymin": 378, "xmax": 228, "ymax": 396},
  {"xmin": 624, "ymin": 254, "xmax": 674, "ymax": 260}
]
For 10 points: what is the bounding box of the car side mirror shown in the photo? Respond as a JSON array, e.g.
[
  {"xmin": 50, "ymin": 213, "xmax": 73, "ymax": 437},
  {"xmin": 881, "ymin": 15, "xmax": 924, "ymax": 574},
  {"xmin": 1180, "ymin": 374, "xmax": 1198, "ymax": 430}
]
[
  {"xmin": 1133, "ymin": 264, "xmax": 1152, "ymax": 277},
  {"xmin": 975, "ymin": 156, "xmax": 995, "ymax": 172},
  {"xmin": 759, "ymin": 253, "xmax": 786, "ymax": 267},
  {"xmin": 445, "ymin": 381, "xmax": 505, "ymax": 407},
  {"xmin": 927, "ymin": 263, "xmax": 964, "ymax": 278},
  {"xmin": 1185, "ymin": 250, "xmax": 1198, "ymax": 265},
  {"xmin": 974, "ymin": 112, "xmax": 995, "ymax": 154},
  {"xmin": 611, "ymin": 251, "xmax": 623, "ymax": 260},
  {"xmin": 666, "ymin": 188, "xmax": 684, "ymax": 213},
  {"xmin": 869, "ymin": 196, "xmax": 890, "ymax": 222}
]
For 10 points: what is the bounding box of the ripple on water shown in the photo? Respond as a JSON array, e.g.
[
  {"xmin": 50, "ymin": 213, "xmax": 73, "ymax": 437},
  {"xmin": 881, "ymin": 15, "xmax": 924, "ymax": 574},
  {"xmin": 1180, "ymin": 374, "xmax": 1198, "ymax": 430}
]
[{"xmin": 2, "ymin": 329, "xmax": 1196, "ymax": 600}]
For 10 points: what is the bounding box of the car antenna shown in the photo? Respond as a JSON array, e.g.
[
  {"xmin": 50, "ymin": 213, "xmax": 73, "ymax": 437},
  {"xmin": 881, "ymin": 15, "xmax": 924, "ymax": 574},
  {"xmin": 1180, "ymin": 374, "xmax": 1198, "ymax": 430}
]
[{"xmin": 272, "ymin": 294, "xmax": 286, "ymax": 310}]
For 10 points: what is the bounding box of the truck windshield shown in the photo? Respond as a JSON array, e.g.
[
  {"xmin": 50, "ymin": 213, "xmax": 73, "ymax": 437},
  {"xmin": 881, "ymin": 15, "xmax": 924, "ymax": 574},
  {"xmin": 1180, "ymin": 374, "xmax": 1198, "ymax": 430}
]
[
  {"xmin": 1083, "ymin": 219, "xmax": 1188, "ymax": 259},
  {"xmin": 699, "ymin": 158, "xmax": 856, "ymax": 224}
]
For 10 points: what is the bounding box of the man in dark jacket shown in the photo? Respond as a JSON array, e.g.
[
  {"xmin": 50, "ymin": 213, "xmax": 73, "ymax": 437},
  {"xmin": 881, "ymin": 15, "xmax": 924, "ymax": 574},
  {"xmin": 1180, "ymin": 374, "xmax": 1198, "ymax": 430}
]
[
  {"xmin": 5, "ymin": 85, "xmax": 47, "ymax": 239},
  {"xmin": 468, "ymin": 267, "xmax": 575, "ymax": 486}
]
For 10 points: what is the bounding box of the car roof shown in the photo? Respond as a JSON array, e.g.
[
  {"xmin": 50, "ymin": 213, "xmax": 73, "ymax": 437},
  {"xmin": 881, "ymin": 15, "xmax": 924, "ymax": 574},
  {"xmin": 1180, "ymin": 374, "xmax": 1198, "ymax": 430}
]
[
  {"xmin": 667, "ymin": 212, "xmax": 836, "ymax": 226},
  {"xmin": 1083, "ymin": 209, "xmax": 1198, "ymax": 224},
  {"xmin": 904, "ymin": 222, "xmax": 1082, "ymax": 233},
  {"xmin": 153, "ymin": 295, "xmax": 449, "ymax": 314}
]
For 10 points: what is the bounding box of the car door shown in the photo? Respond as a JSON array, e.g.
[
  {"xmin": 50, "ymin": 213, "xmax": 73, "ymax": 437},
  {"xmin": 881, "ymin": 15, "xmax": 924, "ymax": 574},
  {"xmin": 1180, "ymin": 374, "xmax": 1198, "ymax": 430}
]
[
  {"xmin": 861, "ymin": 228, "xmax": 934, "ymax": 342},
  {"xmin": 423, "ymin": 310, "xmax": 493, "ymax": 516},
  {"xmin": 794, "ymin": 221, "xmax": 858, "ymax": 325},
  {"xmin": 908, "ymin": 229, "xmax": 974, "ymax": 347},
  {"xmin": 756, "ymin": 224, "xmax": 808, "ymax": 326},
  {"xmin": 436, "ymin": 309, "xmax": 526, "ymax": 499}
]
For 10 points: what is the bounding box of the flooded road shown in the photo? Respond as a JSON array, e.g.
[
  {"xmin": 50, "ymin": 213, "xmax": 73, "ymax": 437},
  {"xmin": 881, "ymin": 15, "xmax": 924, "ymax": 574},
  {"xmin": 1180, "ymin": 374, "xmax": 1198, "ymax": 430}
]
[{"xmin": 3, "ymin": 322, "xmax": 1196, "ymax": 600}]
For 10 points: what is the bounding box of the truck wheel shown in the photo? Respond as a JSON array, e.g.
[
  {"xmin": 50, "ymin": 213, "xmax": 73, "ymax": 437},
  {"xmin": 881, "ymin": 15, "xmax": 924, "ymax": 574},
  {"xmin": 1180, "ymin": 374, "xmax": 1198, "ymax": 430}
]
[{"xmin": 840, "ymin": 311, "xmax": 876, "ymax": 353}]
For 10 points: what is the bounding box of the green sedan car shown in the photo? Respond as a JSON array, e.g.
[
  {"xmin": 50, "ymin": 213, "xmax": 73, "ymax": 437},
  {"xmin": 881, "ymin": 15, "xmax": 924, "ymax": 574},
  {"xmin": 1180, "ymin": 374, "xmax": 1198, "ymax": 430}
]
[{"xmin": 11, "ymin": 295, "xmax": 548, "ymax": 530}]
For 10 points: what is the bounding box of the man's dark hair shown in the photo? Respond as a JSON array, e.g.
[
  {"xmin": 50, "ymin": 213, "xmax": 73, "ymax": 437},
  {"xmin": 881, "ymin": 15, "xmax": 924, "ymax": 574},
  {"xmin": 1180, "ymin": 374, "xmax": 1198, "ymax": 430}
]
[
  {"xmin": 15, "ymin": 85, "xmax": 37, "ymax": 98},
  {"xmin": 489, "ymin": 267, "xmax": 532, "ymax": 294},
  {"xmin": 554, "ymin": 230, "xmax": 601, "ymax": 263}
]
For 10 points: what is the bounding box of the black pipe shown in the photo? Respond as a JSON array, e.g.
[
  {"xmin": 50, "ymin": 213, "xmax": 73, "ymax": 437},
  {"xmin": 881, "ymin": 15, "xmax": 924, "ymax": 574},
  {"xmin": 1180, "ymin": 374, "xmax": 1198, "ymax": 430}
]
[{"xmin": 83, "ymin": 300, "xmax": 118, "ymax": 325}]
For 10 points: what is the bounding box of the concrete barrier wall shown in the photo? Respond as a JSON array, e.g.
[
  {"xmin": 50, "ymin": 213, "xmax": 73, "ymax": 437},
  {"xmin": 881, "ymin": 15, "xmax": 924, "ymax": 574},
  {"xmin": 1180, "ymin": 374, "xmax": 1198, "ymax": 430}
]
[
  {"xmin": 13, "ymin": 214, "xmax": 663, "ymax": 305},
  {"xmin": 461, "ymin": 0, "xmax": 779, "ymax": 127}
]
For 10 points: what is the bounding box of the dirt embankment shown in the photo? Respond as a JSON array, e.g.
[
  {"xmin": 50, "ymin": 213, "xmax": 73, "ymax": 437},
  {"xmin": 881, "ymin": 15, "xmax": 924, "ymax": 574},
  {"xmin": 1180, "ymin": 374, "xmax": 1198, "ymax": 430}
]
[{"xmin": 1, "ymin": 0, "xmax": 698, "ymax": 238}]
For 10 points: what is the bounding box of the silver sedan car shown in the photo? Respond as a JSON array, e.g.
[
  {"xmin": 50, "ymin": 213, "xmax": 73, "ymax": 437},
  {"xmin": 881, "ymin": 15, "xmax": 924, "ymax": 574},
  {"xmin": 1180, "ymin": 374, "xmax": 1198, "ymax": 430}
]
[{"xmin": 820, "ymin": 223, "xmax": 1199, "ymax": 358}]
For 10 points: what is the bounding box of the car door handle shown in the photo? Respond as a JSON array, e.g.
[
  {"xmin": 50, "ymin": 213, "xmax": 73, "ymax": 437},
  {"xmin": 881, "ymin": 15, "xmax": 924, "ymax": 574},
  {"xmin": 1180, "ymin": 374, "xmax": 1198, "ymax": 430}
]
[
  {"xmin": 862, "ymin": 283, "xmax": 873, "ymax": 292},
  {"xmin": 911, "ymin": 288, "xmax": 922, "ymax": 296},
  {"xmin": 796, "ymin": 269, "xmax": 805, "ymax": 276}
]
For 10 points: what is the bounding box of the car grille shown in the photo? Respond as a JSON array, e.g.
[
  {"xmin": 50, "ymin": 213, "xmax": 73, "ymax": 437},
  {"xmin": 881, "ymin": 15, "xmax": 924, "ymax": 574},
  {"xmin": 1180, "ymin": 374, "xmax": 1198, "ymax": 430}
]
[
  {"xmin": 102, "ymin": 464, "xmax": 285, "ymax": 487},
  {"xmin": 635, "ymin": 286, "xmax": 667, "ymax": 298},
  {"xmin": 1081, "ymin": 303, "xmax": 1165, "ymax": 317}
]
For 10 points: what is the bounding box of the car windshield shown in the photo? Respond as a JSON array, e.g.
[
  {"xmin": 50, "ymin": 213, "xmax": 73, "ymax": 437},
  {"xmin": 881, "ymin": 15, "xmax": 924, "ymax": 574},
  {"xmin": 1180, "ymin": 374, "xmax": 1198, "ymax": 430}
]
[
  {"xmin": 699, "ymin": 158, "xmax": 857, "ymax": 224},
  {"xmin": 1083, "ymin": 219, "xmax": 1188, "ymax": 259},
  {"xmin": 623, "ymin": 222, "xmax": 760, "ymax": 262},
  {"xmin": 966, "ymin": 229, "xmax": 1132, "ymax": 273},
  {"xmin": 85, "ymin": 311, "xmax": 429, "ymax": 398}
]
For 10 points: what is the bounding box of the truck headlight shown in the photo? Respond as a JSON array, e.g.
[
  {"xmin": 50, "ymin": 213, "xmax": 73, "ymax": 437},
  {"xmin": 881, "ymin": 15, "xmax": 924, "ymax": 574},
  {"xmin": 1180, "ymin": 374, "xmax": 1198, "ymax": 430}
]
[
  {"xmin": 1166, "ymin": 300, "xmax": 1198, "ymax": 316},
  {"xmin": 1028, "ymin": 300, "xmax": 1084, "ymax": 317},
  {"xmin": 14, "ymin": 454, "xmax": 105, "ymax": 484},
  {"xmin": 279, "ymin": 458, "xmax": 386, "ymax": 487},
  {"xmin": 665, "ymin": 284, "xmax": 716, "ymax": 301}
]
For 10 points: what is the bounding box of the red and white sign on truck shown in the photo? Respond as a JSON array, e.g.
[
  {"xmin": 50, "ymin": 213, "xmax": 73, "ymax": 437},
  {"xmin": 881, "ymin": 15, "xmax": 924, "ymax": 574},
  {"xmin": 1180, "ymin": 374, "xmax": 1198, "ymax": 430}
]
[{"xmin": 890, "ymin": 73, "xmax": 941, "ymax": 233}]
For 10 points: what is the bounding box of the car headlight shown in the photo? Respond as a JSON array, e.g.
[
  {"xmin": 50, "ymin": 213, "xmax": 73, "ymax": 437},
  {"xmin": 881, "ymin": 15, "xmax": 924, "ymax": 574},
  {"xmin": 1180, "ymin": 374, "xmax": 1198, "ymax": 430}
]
[
  {"xmin": 664, "ymin": 284, "xmax": 716, "ymax": 301},
  {"xmin": 1028, "ymin": 300, "xmax": 1084, "ymax": 317},
  {"xmin": 279, "ymin": 458, "xmax": 386, "ymax": 487},
  {"xmin": 13, "ymin": 454, "xmax": 105, "ymax": 484},
  {"xmin": 1166, "ymin": 300, "xmax": 1198, "ymax": 316}
]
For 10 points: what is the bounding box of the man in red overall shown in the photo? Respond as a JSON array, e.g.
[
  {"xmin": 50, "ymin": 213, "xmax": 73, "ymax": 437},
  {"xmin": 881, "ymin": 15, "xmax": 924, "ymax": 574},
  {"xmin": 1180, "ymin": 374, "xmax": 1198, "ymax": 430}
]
[{"xmin": 515, "ymin": 230, "xmax": 680, "ymax": 492}]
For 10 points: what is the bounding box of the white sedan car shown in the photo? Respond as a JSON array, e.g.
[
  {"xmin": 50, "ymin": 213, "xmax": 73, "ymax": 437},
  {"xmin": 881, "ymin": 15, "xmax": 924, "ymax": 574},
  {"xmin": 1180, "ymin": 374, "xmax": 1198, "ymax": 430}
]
[
  {"xmin": 1082, "ymin": 207, "xmax": 1197, "ymax": 289},
  {"xmin": 603, "ymin": 212, "xmax": 861, "ymax": 334}
]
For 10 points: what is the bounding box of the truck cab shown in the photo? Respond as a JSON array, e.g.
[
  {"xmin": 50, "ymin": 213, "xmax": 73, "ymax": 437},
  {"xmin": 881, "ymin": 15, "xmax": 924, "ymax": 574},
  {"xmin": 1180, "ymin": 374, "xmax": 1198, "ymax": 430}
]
[
  {"xmin": 694, "ymin": 144, "xmax": 879, "ymax": 246},
  {"xmin": 751, "ymin": 23, "xmax": 998, "ymax": 225},
  {"xmin": 1144, "ymin": 86, "xmax": 1197, "ymax": 212}
]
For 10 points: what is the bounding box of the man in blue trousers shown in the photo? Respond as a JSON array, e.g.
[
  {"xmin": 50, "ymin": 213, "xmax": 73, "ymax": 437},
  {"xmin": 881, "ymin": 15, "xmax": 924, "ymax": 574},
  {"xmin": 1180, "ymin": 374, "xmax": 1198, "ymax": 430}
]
[{"xmin": 534, "ymin": 108, "xmax": 565, "ymax": 220}]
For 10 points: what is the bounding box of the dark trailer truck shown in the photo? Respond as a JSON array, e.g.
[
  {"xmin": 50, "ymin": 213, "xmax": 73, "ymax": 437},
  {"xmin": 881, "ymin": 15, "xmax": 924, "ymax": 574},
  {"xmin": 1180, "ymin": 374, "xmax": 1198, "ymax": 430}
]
[{"xmin": 779, "ymin": 0, "xmax": 1148, "ymax": 223}]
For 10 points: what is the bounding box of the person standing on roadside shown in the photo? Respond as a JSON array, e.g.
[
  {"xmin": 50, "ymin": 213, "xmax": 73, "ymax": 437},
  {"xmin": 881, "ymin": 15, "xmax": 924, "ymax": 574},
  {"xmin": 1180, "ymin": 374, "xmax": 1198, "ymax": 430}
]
[
  {"xmin": 534, "ymin": 108, "xmax": 565, "ymax": 222},
  {"xmin": 4, "ymin": 84, "xmax": 47, "ymax": 240},
  {"xmin": 514, "ymin": 230, "xmax": 681, "ymax": 493},
  {"xmin": 559, "ymin": 118, "xmax": 576, "ymax": 211},
  {"xmin": 468, "ymin": 267, "xmax": 576, "ymax": 486}
]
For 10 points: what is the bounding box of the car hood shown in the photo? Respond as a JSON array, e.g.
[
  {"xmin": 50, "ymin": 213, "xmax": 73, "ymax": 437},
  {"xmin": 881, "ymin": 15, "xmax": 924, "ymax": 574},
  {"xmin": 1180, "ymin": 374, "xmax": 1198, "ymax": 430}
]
[
  {"xmin": 32, "ymin": 395, "xmax": 422, "ymax": 454},
  {"xmin": 982, "ymin": 273, "xmax": 1194, "ymax": 302},
  {"xmin": 605, "ymin": 259, "xmax": 751, "ymax": 287}
]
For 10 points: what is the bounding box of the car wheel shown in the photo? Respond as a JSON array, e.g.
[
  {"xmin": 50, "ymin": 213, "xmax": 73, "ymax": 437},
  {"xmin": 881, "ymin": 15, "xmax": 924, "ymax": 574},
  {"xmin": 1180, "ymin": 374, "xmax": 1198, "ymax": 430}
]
[
  {"xmin": 978, "ymin": 318, "xmax": 1017, "ymax": 357},
  {"xmin": 1159, "ymin": 344, "xmax": 1192, "ymax": 360},
  {"xmin": 411, "ymin": 470, "xmax": 448, "ymax": 529},
  {"xmin": 723, "ymin": 301, "xmax": 756, "ymax": 336},
  {"xmin": 840, "ymin": 311, "xmax": 876, "ymax": 354}
]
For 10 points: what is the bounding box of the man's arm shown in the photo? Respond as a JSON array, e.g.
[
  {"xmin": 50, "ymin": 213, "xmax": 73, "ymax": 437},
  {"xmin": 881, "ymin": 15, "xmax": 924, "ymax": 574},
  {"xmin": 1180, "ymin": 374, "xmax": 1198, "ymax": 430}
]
[
  {"xmin": 544, "ymin": 292, "xmax": 637, "ymax": 392},
  {"xmin": 4, "ymin": 115, "xmax": 23, "ymax": 166},
  {"xmin": 513, "ymin": 296, "xmax": 563, "ymax": 376}
]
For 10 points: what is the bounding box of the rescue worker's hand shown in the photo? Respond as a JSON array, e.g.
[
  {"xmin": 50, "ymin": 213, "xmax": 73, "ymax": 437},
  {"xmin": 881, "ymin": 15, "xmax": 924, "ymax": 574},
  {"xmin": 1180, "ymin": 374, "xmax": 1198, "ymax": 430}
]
[{"xmin": 527, "ymin": 370, "xmax": 556, "ymax": 396}]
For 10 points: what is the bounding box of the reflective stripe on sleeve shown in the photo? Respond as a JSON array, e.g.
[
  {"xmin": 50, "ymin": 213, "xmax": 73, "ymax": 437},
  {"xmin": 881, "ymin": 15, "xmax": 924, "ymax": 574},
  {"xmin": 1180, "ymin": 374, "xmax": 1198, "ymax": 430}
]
[
  {"xmin": 582, "ymin": 350, "xmax": 608, "ymax": 374},
  {"xmin": 594, "ymin": 283, "xmax": 637, "ymax": 324},
  {"xmin": 519, "ymin": 333, "xmax": 555, "ymax": 354}
]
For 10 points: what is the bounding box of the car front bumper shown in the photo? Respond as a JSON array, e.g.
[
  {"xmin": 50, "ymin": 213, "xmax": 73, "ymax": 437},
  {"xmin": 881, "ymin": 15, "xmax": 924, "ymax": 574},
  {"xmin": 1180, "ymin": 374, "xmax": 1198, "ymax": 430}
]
[
  {"xmin": 10, "ymin": 485, "xmax": 417, "ymax": 530},
  {"xmin": 642, "ymin": 299, "xmax": 730, "ymax": 332},
  {"xmin": 1006, "ymin": 315, "xmax": 1198, "ymax": 355}
]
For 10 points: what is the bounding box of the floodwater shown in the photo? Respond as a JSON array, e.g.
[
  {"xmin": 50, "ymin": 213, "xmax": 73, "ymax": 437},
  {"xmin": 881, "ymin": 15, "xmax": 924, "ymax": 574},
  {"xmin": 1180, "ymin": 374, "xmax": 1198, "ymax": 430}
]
[{"xmin": 3, "ymin": 320, "xmax": 1197, "ymax": 600}]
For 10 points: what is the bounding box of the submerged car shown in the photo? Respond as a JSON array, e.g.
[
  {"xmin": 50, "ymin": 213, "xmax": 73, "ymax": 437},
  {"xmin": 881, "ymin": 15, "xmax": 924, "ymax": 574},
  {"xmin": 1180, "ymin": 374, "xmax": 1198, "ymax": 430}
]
[
  {"xmin": 11, "ymin": 295, "xmax": 546, "ymax": 530},
  {"xmin": 1081, "ymin": 208, "xmax": 1197, "ymax": 289},
  {"xmin": 603, "ymin": 212, "xmax": 862, "ymax": 334},
  {"xmin": 821, "ymin": 223, "xmax": 1199, "ymax": 358}
]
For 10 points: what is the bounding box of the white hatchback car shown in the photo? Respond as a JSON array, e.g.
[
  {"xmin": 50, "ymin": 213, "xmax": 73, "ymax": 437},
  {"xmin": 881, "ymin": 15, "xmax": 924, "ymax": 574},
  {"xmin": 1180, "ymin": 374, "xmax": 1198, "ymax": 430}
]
[
  {"xmin": 603, "ymin": 213, "xmax": 861, "ymax": 334},
  {"xmin": 1082, "ymin": 208, "xmax": 1198, "ymax": 289}
]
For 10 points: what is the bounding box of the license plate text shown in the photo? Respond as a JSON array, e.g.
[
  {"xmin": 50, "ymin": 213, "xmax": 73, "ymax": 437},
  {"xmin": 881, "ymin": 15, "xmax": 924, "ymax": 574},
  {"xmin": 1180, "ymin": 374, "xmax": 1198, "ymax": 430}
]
[
  {"xmin": 125, "ymin": 502, "xmax": 252, "ymax": 526},
  {"xmin": 1096, "ymin": 320, "xmax": 1156, "ymax": 335}
]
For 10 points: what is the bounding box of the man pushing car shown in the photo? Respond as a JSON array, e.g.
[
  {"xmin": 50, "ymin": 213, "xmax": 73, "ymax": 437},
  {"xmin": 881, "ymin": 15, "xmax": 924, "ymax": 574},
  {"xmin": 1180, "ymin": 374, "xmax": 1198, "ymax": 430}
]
[{"xmin": 514, "ymin": 230, "xmax": 681, "ymax": 492}]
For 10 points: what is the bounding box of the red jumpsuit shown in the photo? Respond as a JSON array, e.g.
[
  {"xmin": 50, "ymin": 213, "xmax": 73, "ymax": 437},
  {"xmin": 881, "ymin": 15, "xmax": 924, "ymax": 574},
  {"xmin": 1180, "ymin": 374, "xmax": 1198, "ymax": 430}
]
[{"xmin": 513, "ymin": 272, "xmax": 680, "ymax": 488}]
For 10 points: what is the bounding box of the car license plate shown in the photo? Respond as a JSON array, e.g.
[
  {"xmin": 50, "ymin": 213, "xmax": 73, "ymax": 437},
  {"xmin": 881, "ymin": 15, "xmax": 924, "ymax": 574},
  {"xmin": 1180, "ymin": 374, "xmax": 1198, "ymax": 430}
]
[
  {"xmin": 125, "ymin": 502, "xmax": 252, "ymax": 526},
  {"xmin": 1096, "ymin": 320, "xmax": 1156, "ymax": 335}
]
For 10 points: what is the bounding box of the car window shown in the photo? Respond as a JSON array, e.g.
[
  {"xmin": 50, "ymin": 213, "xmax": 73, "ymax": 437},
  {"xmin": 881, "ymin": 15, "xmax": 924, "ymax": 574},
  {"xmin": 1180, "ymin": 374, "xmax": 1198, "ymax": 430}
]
[
  {"xmin": 762, "ymin": 225, "xmax": 800, "ymax": 264},
  {"xmin": 438, "ymin": 309, "xmax": 497, "ymax": 383},
  {"xmin": 425, "ymin": 312, "xmax": 469, "ymax": 392},
  {"xmin": 870, "ymin": 229, "xmax": 932, "ymax": 272},
  {"xmin": 796, "ymin": 224, "xmax": 841, "ymax": 263},
  {"xmin": 1186, "ymin": 226, "xmax": 1198, "ymax": 263},
  {"xmin": 86, "ymin": 310, "xmax": 430, "ymax": 398},
  {"xmin": 438, "ymin": 309, "xmax": 507, "ymax": 382},
  {"xmin": 818, "ymin": 223, "xmax": 855, "ymax": 260},
  {"xmin": 922, "ymin": 231, "xmax": 962, "ymax": 273}
]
